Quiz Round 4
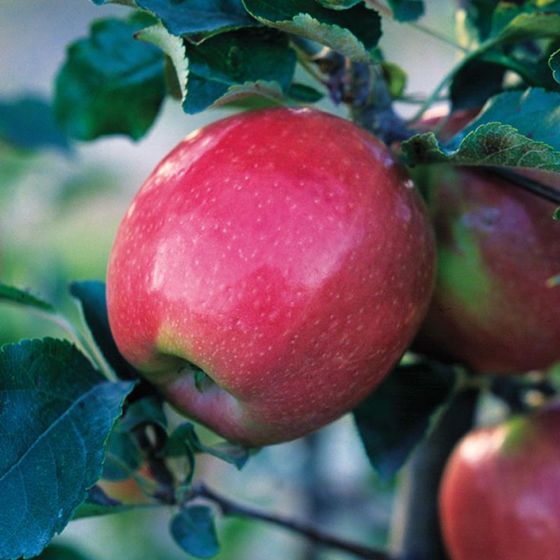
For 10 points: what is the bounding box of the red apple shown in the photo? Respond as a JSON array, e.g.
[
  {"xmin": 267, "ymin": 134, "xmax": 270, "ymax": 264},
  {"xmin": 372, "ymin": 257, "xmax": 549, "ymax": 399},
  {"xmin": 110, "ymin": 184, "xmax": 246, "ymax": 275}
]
[
  {"xmin": 414, "ymin": 112, "xmax": 560, "ymax": 373},
  {"xmin": 440, "ymin": 403, "xmax": 560, "ymax": 560},
  {"xmin": 107, "ymin": 108, "xmax": 435, "ymax": 446}
]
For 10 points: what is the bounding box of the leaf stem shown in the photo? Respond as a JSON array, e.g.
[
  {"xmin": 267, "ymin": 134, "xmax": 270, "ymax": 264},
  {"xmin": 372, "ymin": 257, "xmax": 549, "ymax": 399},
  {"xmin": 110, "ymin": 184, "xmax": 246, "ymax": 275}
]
[
  {"xmin": 40, "ymin": 310, "xmax": 116, "ymax": 381},
  {"xmin": 364, "ymin": 0, "xmax": 468, "ymax": 52},
  {"xmin": 189, "ymin": 482, "xmax": 389, "ymax": 560},
  {"xmin": 407, "ymin": 32, "xmax": 506, "ymax": 124},
  {"xmin": 291, "ymin": 42, "xmax": 328, "ymax": 85}
]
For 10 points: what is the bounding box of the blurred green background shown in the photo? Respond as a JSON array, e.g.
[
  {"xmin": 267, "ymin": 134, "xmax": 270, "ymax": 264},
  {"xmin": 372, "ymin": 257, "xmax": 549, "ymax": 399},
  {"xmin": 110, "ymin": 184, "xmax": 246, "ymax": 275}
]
[{"xmin": 0, "ymin": 2, "xmax": 457, "ymax": 559}]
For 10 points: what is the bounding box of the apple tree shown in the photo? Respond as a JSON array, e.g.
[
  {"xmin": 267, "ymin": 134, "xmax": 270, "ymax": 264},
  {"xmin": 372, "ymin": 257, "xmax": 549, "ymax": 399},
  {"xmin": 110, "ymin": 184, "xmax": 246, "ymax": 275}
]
[{"xmin": 2, "ymin": 1, "xmax": 560, "ymax": 559}]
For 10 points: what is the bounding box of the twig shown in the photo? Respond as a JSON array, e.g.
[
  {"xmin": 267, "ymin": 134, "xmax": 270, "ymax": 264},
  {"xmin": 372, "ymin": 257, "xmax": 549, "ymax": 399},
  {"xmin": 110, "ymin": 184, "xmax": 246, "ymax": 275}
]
[
  {"xmin": 390, "ymin": 388, "xmax": 479, "ymax": 560},
  {"xmin": 189, "ymin": 482, "xmax": 389, "ymax": 560},
  {"xmin": 490, "ymin": 168, "xmax": 560, "ymax": 205}
]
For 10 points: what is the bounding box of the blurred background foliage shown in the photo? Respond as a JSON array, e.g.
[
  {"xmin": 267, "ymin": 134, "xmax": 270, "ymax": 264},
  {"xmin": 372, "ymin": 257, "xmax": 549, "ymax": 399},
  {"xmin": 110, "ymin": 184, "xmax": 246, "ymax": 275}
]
[{"xmin": 1, "ymin": 1, "xmax": 456, "ymax": 558}]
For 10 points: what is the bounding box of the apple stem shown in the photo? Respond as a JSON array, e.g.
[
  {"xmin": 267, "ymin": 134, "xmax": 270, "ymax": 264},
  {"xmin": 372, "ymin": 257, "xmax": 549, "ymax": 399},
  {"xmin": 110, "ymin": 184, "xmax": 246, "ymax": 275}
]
[
  {"xmin": 389, "ymin": 387, "xmax": 480, "ymax": 560},
  {"xmin": 189, "ymin": 482, "xmax": 390, "ymax": 560},
  {"xmin": 133, "ymin": 424, "xmax": 177, "ymax": 505}
]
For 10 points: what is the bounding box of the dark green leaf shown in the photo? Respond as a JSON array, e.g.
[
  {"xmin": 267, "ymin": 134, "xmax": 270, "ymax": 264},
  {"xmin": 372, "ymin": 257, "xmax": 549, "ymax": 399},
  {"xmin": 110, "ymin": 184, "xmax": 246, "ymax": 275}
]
[
  {"xmin": 287, "ymin": 82, "xmax": 324, "ymax": 102},
  {"xmin": 456, "ymin": 0, "xmax": 499, "ymax": 44},
  {"xmin": 0, "ymin": 97, "xmax": 69, "ymax": 152},
  {"xmin": 0, "ymin": 339, "xmax": 132, "ymax": 559},
  {"xmin": 403, "ymin": 89, "xmax": 560, "ymax": 171},
  {"xmin": 166, "ymin": 423, "xmax": 249, "ymax": 470},
  {"xmin": 479, "ymin": 50, "xmax": 559, "ymax": 91},
  {"xmin": 0, "ymin": 283, "xmax": 55, "ymax": 313},
  {"xmin": 170, "ymin": 505, "xmax": 220, "ymax": 558},
  {"xmin": 118, "ymin": 396, "xmax": 167, "ymax": 432},
  {"xmin": 70, "ymin": 281, "xmax": 138, "ymax": 379},
  {"xmin": 450, "ymin": 59, "xmax": 506, "ymax": 110},
  {"xmin": 387, "ymin": 0, "xmax": 424, "ymax": 22},
  {"xmin": 454, "ymin": 9, "xmax": 560, "ymax": 94},
  {"xmin": 140, "ymin": 25, "xmax": 297, "ymax": 112},
  {"xmin": 185, "ymin": 28, "xmax": 297, "ymax": 113},
  {"xmin": 460, "ymin": 87, "xmax": 560, "ymax": 149},
  {"xmin": 550, "ymin": 48, "xmax": 560, "ymax": 84},
  {"xmin": 353, "ymin": 361, "xmax": 456, "ymax": 479},
  {"xmin": 102, "ymin": 428, "xmax": 143, "ymax": 481},
  {"xmin": 136, "ymin": 0, "xmax": 259, "ymax": 41},
  {"xmin": 242, "ymin": 0, "xmax": 381, "ymax": 62},
  {"xmin": 37, "ymin": 544, "xmax": 94, "ymax": 560},
  {"xmin": 54, "ymin": 17, "xmax": 166, "ymax": 141}
]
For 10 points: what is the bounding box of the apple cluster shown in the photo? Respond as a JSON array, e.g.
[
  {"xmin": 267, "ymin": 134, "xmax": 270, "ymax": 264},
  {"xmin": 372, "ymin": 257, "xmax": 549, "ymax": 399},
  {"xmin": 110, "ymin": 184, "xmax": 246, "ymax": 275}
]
[{"xmin": 416, "ymin": 110, "xmax": 560, "ymax": 560}]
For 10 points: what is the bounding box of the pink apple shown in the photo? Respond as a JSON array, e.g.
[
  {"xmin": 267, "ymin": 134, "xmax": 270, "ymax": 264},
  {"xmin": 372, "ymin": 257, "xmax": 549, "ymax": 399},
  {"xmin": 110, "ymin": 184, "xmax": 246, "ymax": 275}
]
[
  {"xmin": 440, "ymin": 403, "xmax": 560, "ymax": 560},
  {"xmin": 414, "ymin": 110, "xmax": 560, "ymax": 373},
  {"xmin": 107, "ymin": 108, "xmax": 435, "ymax": 446}
]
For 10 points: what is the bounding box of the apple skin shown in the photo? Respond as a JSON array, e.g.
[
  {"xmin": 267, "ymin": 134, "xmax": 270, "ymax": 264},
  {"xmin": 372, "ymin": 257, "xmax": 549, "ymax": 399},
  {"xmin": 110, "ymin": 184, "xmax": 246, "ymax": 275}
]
[
  {"xmin": 414, "ymin": 111, "xmax": 560, "ymax": 373},
  {"xmin": 107, "ymin": 107, "xmax": 435, "ymax": 446},
  {"xmin": 440, "ymin": 403, "xmax": 560, "ymax": 560}
]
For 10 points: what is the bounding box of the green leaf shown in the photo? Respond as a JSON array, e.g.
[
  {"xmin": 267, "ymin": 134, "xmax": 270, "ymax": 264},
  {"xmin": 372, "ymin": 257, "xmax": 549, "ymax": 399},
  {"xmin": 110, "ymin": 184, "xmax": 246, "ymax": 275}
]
[
  {"xmin": 0, "ymin": 339, "xmax": 133, "ymax": 559},
  {"xmin": 54, "ymin": 17, "xmax": 166, "ymax": 141},
  {"xmin": 287, "ymin": 82, "xmax": 324, "ymax": 102},
  {"xmin": 72, "ymin": 485, "xmax": 136, "ymax": 519},
  {"xmin": 387, "ymin": 0, "xmax": 424, "ymax": 22},
  {"xmin": 489, "ymin": 2, "xmax": 560, "ymax": 38},
  {"xmin": 135, "ymin": 0, "xmax": 259, "ymax": 41},
  {"xmin": 490, "ymin": 12, "xmax": 560, "ymax": 45},
  {"xmin": 353, "ymin": 361, "xmax": 456, "ymax": 479},
  {"xmin": 381, "ymin": 61, "xmax": 407, "ymax": 99},
  {"xmin": 118, "ymin": 396, "xmax": 167, "ymax": 432},
  {"xmin": 453, "ymin": 10, "xmax": 560, "ymax": 95},
  {"xmin": 102, "ymin": 428, "xmax": 143, "ymax": 481},
  {"xmin": 242, "ymin": 0, "xmax": 381, "ymax": 62},
  {"xmin": 0, "ymin": 96, "xmax": 70, "ymax": 152},
  {"xmin": 550, "ymin": 48, "xmax": 560, "ymax": 84},
  {"xmin": 457, "ymin": 0, "xmax": 500, "ymax": 44},
  {"xmin": 450, "ymin": 59, "xmax": 506, "ymax": 110},
  {"xmin": 0, "ymin": 283, "xmax": 55, "ymax": 313},
  {"xmin": 37, "ymin": 544, "xmax": 94, "ymax": 560},
  {"xmin": 403, "ymin": 88, "xmax": 560, "ymax": 171},
  {"xmin": 170, "ymin": 505, "xmax": 220, "ymax": 558},
  {"xmin": 69, "ymin": 281, "xmax": 138, "ymax": 379},
  {"xmin": 166, "ymin": 423, "xmax": 249, "ymax": 470},
  {"xmin": 140, "ymin": 25, "xmax": 299, "ymax": 113},
  {"xmin": 185, "ymin": 29, "xmax": 296, "ymax": 113},
  {"xmin": 138, "ymin": 24, "xmax": 188, "ymax": 101}
]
